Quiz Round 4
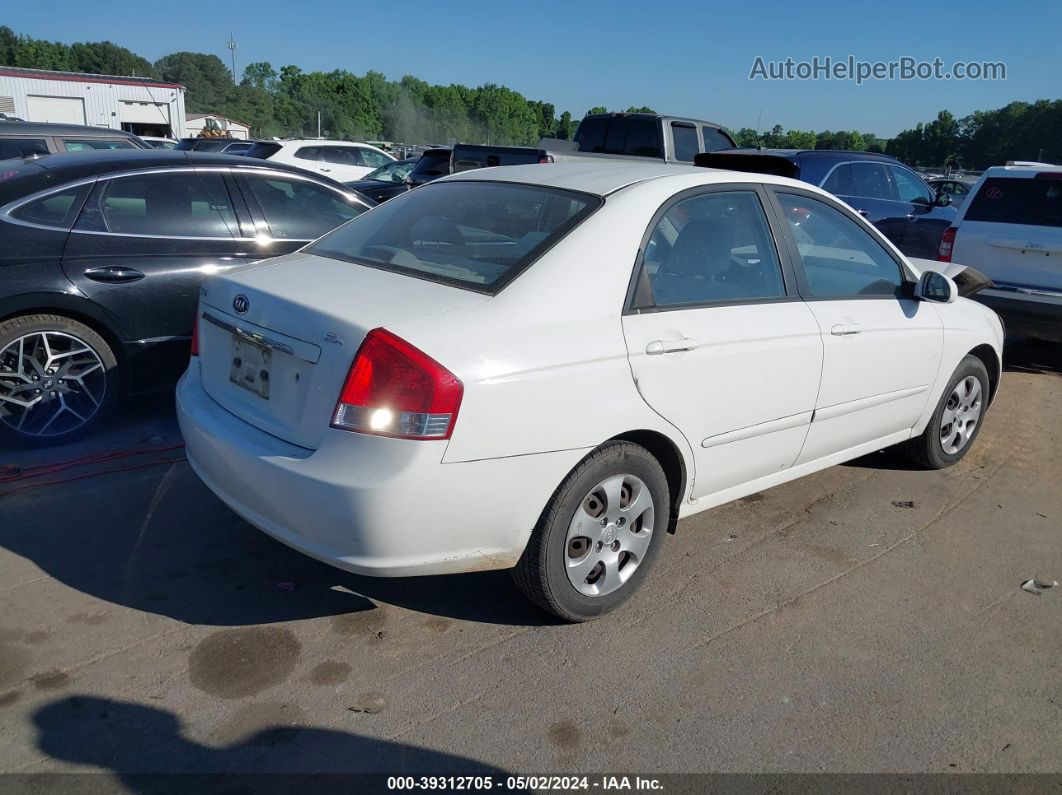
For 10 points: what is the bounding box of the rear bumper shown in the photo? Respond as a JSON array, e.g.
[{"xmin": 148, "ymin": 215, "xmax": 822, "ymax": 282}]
[
  {"xmin": 176, "ymin": 364, "xmax": 585, "ymax": 577},
  {"xmin": 974, "ymin": 287, "xmax": 1062, "ymax": 343}
]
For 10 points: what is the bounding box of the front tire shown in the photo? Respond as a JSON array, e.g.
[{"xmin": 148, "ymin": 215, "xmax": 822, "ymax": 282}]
[
  {"xmin": 513, "ymin": 441, "xmax": 669, "ymax": 622},
  {"xmin": 0, "ymin": 314, "xmax": 119, "ymax": 446},
  {"xmin": 901, "ymin": 354, "xmax": 990, "ymax": 469}
]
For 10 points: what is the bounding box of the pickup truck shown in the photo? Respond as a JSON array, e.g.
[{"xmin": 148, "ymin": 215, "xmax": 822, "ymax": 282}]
[{"xmin": 542, "ymin": 112, "xmax": 736, "ymax": 164}]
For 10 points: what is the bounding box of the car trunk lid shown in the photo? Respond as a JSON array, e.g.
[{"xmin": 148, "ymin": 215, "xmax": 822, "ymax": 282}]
[{"xmin": 197, "ymin": 252, "xmax": 487, "ymax": 449}]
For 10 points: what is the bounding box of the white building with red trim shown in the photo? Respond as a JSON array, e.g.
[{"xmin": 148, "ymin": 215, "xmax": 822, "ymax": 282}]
[{"xmin": 0, "ymin": 66, "xmax": 185, "ymax": 139}]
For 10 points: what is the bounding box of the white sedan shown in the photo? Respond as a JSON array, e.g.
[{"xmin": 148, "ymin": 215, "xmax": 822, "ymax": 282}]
[{"xmin": 177, "ymin": 161, "xmax": 1003, "ymax": 621}]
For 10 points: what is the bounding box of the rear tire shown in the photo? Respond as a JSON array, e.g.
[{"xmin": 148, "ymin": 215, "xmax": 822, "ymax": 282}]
[
  {"xmin": 513, "ymin": 441, "xmax": 669, "ymax": 622},
  {"xmin": 900, "ymin": 354, "xmax": 989, "ymax": 469},
  {"xmin": 0, "ymin": 314, "xmax": 119, "ymax": 446}
]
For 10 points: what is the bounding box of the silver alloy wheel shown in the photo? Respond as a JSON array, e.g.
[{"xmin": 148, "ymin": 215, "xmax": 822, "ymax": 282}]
[
  {"xmin": 0, "ymin": 331, "xmax": 106, "ymax": 438},
  {"xmin": 565, "ymin": 473, "xmax": 655, "ymax": 597},
  {"xmin": 939, "ymin": 375, "xmax": 982, "ymax": 455}
]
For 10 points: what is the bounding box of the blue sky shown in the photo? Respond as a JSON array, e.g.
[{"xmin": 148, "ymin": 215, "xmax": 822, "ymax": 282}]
[{"xmin": 7, "ymin": 0, "xmax": 1060, "ymax": 137}]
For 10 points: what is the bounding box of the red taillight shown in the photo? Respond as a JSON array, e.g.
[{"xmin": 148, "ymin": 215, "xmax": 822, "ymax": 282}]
[
  {"xmin": 937, "ymin": 227, "xmax": 957, "ymax": 262},
  {"xmin": 190, "ymin": 303, "xmax": 200, "ymax": 357},
  {"xmin": 538, "ymin": 154, "xmax": 554, "ymax": 164},
  {"xmin": 331, "ymin": 328, "xmax": 463, "ymax": 440}
]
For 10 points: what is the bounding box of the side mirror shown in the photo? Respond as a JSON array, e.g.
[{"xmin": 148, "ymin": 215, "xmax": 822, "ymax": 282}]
[
  {"xmin": 934, "ymin": 192, "xmax": 952, "ymax": 207},
  {"xmin": 915, "ymin": 270, "xmax": 958, "ymax": 303}
]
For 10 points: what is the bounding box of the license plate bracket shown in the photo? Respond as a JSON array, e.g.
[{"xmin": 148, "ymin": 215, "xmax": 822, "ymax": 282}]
[{"xmin": 229, "ymin": 334, "xmax": 271, "ymax": 399}]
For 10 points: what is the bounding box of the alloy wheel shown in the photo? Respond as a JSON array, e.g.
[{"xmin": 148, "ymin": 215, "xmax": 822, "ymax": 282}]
[{"xmin": 0, "ymin": 331, "xmax": 107, "ymax": 438}]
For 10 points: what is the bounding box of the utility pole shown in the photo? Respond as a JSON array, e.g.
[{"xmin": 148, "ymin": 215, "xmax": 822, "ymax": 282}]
[
  {"xmin": 227, "ymin": 32, "xmax": 238, "ymax": 86},
  {"xmin": 317, "ymin": 111, "xmax": 322, "ymax": 139}
]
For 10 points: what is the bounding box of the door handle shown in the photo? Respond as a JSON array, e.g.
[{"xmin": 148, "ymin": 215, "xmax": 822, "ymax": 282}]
[
  {"xmin": 856, "ymin": 209, "xmax": 870, "ymax": 217},
  {"xmin": 906, "ymin": 213, "xmax": 917, "ymax": 221},
  {"xmin": 83, "ymin": 266, "xmax": 146, "ymax": 283},
  {"xmin": 646, "ymin": 338, "xmax": 698, "ymax": 355},
  {"xmin": 830, "ymin": 322, "xmax": 861, "ymax": 336},
  {"xmin": 319, "ymin": 167, "xmax": 332, "ymax": 172}
]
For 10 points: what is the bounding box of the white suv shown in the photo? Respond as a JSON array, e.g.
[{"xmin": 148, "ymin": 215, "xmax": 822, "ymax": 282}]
[
  {"xmin": 246, "ymin": 139, "xmax": 395, "ymax": 183},
  {"xmin": 940, "ymin": 162, "xmax": 1062, "ymax": 342}
]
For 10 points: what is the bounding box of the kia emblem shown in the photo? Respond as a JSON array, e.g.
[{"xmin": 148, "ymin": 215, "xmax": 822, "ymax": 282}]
[{"xmin": 233, "ymin": 294, "xmax": 249, "ymax": 314}]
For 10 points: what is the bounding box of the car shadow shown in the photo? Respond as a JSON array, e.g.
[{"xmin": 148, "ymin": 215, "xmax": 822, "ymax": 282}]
[
  {"xmin": 0, "ymin": 447, "xmax": 556, "ymax": 628},
  {"xmin": 30, "ymin": 695, "xmax": 511, "ymax": 790},
  {"xmin": 1003, "ymin": 337, "xmax": 1062, "ymax": 376}
]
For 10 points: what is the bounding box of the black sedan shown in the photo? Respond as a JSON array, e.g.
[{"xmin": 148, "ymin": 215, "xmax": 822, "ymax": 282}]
[{"xmin": 0, "ymin": 150, "xmax": 373, "ymax": 445}]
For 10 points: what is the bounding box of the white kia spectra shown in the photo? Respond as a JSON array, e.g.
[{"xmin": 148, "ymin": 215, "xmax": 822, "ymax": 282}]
[{"xmin": 177, "ymin": 161, "xmax": 1003, "ymax": 621}]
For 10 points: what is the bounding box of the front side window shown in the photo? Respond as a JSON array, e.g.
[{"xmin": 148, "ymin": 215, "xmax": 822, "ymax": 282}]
[
  {"xmin": 849, "ymin": 163, "xmax": 893, "ymax": 200},
  {"xmin": 309, "ymin": 181, "xmax": 599, "ymax": 293},
  {"xmin": 75, "ymin": 171, "xmax": 237, "ymax": 237},
  {"xmin": 670, "ymin": 123, "xmax": 699, "ymax": 162},
  {"xmin": 641, "ymin": 191, "xmax": 785, "ymax": 307},
  {"xmin": 320, "ymin": 147, "xmax": 362, "ymax": 166},
  {"xmin": 776, "ymin": 192, "xmax": 905, "ymax": 297},
  {"xmin": 0, "ymin": 137, "xmax": 49, "ymax": 159},
  {"xmin": 11, "ymin": 184, "xmax": 91, "ymax": 229},
  {"xmin": 61, "ymin": 139, "xmax": 136, "ymax": 152},
  {"xmin": 701, "ymin": 126, "xmax": 735, "ymax": 152},
  {"xmin": 359, "ymin": 149, "xmax": 392, "ymax": 168},
  {"xmin": 890, "ymin": 166, "xmax": 933, "ymax": 203},
  {"xmin": 243, "ymin": 174, "xmax": 367, "ymax": 240}
]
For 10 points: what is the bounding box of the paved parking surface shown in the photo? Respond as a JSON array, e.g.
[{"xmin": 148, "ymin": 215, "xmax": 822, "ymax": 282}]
[{"xmin": 1, "ymin": 342, "xmax": 1060, "ymax": 783}]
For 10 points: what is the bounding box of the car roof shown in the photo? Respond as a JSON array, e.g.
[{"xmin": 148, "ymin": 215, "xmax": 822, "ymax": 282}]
[
  {"xmin": 728, "ymin": 148, "xmax": 899, "ymax": 163},
  {"xmin": 0, "ymin": 150, "xmax": 365, "ymax": 199},
  {"xmin": 982, "ymin": 162, "xmax": 1062, "ymax": 178},
  {"xmin": 0, "ymin": 121, "xmax": 142, "ymax": 138},
  {"xmin": 438, "ymin": 160, "xmax": 801, "ymax": 197}
]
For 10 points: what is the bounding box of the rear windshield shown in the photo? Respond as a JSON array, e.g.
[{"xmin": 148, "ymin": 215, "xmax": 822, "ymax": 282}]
[
  {"xmin": 452, "ymin": 145, "xmax": 542, "ymax": 172},
  {"xmin": 965, "ymin": 176, "xmax": 1062, "ymax": 227},
  {"xmin": 409, "ymin": 151, "xmax": 452, "ymax": 182},
  {"xmin": 309, "ymin": 180, "xmax": 601, "ymax": 293},
  {"xmin": 574, "ymin": 117, "xmax": 663, "ymax": 158},
  {"xmin": 244, "ymin": 141, "xmax": 283, "ymax": 160}
]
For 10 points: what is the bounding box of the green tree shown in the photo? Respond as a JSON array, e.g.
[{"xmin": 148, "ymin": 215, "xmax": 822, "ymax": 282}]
[
  {"xmin": 586, "ymin": 106, "xmax": 608, "ymax": 116},
  {"xmin": 625, "ymin": 105, "xmax": 656, "ymax": 113},
  {"xmin": 241, "ymin": 61, "xmax": 277, "ymax": 93},
  {"xmin": 155, "ymin": 52, "xmax": 233, "ymax": 112},
  {"xmin": 69, "ymin": 41, "xmax": 157, "ymax": 78}
]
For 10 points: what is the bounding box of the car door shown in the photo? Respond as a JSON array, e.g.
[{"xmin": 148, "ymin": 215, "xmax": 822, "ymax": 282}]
[
  {"xmin": 889, "ymin": 164, "xmax": 956, "ymax": 258},
  {"xmin": 826, "ymin": 161, "xmax": 910, "ymax": 252},
  {"xmin": 315, "ymin": 146, "xmax": 372, "ymax": 182},
  {"xmin": 61, "ymin": 167, "xmax": 255, "ymax": 386},
  {"xmin": 622, "ymin": 186, "xmax": 823, "ymax": 501},
  {"xmin": 234, "ymin": 170, "xmax": 370, "ymax": 250},
  {"xmin": 770, "ymin": 189, "xmax": 943, "ymax": 464}
]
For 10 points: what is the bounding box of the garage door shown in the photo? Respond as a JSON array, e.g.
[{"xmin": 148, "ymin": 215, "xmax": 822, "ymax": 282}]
[
  {"xmin": 120, "ymin": 101, "xmax": 170, "ymax": 125},
  {"xmin": 26, "ymin": 95, "xmax": 86, "ymax": 125}
]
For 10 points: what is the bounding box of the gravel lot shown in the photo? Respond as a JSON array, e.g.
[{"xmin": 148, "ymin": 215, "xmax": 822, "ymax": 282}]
[{"xmin": 1, "ymin": 341, "xmax": 1060, "ymax": 785}]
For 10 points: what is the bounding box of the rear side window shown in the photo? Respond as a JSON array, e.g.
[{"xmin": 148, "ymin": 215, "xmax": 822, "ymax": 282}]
[
  {"xmin": 849, "ymin": 163, "xmax": 893, "ymax": 200},
  {"xmin": 821, "ymin": 163, "xmax": 852, "ymax": 195},
  {"xmin": 309, "ymin": 181, "xmax": 600, "ymax": 293},
  {"xmin": 0, "ymin": 137, "xmax": 50, "ymax": 159},
  {"xmin": 670, "ymin": 123, "xmax": 699, "ymax": 162},
  {"xmin": 574, "ymin": 118, "xmax": 663, "ymax": 158},
  {"xmin": 776, "ymin": 192, "xmax": 905, "ymax": 298},
  {"xmin": 642, "ymin": 190, "xmax": 786, "ymax": 307},
  {"xmin": 241, "ymin": 174, "xmax": 367, "ymax": 240},
  {"xmin": 76, "ymin": 172, "xmax": 238, "ymax": 237},
  {"xmin": 320, "ymin": 147, "xmax": 362, "ymax": 165},
  {"xmin": 62, "ymin": 139, "xmax": 136, "ymax": 151},
  {"xmin": 701, "ymin": 126, "xmax": 735, "ymax": 152},
  {"xmin": 11, "ymin": 184, "xmax": 91, "ymax": 229},
  {"xmin": 294, "ymin": 147, "xmax": 320, "ymax": 162},
  {"xmin": 964, "ymin": 176, "xmax": 1062, "ymax": 228}
]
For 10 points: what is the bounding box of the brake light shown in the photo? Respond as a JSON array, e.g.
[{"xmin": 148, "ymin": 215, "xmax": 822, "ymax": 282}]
[
  {"xmin": 538, "ymin": 154, "xmax": 554, "ymax": 164},
  {"xmin": 331, "ymin": 328, "xmax": 463, "ymax": 439},
  {"xmin": 937, "ymin": 227, "xmax": 957, "ymax": 262},
  {"xmin": 190, "ymin": 303, "xmax": 200, "ymax": 357}
]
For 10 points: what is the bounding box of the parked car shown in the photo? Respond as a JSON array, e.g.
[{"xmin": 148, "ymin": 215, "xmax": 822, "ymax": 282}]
[
  {"xmin": 343, "ymin": 157, "xmax": 418, "ymax": 203},
  {"xmin": 140, "ymin": 136, "xmax": 179, "ymax": 150},
  {"xmin": 927, "ymin": 176, "xmax": 977, "ymax": 203},
  {"xmin": 344, "ymin": 149, "xmax": 452, "ymax": 203},
  {"xmin": 174, "ymin": 138, "xmax": 257, "ymax": 155},
  {"xmin": 698, "ymin": 149, "xmax": 957, "ymax": 259},
  {"xmin": 176, "ymin": 161, "xmax": 1002, "ymax": 621},
  {"xmin": 938, "ymin": 162, "xmax": 1062, "ymax": 342},
  {"xmin": 0, "ymin": 121, "xmax": 148, "ymax": 160},
  {"xmin": 0, "ymin": 150, "xmax": 373, "ymax": 444},
  {"xmin": 244, "ymin": 139, "xmax": 396, "ymax": 183},
  {"xmin": 544, "ymin": 112, "xmax": 736, "ymax": 164}
]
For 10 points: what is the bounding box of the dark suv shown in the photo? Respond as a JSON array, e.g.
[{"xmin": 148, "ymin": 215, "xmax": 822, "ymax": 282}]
[
  {"xmin": 0, "ymin": 121, "xmax": 148, "ymax": 160},
  {"xmin": 701, "ymin": 150, "xmax": 956, "ymax": 258},
  {"xmin": 0, "ymin": 150, "xmax": 372, "ymax": 445}
]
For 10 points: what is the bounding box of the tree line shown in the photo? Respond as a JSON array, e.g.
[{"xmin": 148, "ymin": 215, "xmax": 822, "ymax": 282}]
[{"xmin": 2, "ymin": 26, "xmax": 1059, "ymax": 167}]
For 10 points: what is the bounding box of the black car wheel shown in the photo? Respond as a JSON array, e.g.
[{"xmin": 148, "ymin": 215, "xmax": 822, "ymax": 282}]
[{"xmin": 0, "ymin": 314, "xmax": 119, "ymax": 446}]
